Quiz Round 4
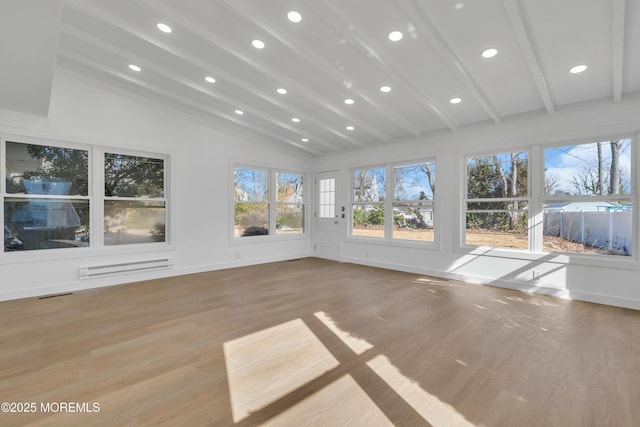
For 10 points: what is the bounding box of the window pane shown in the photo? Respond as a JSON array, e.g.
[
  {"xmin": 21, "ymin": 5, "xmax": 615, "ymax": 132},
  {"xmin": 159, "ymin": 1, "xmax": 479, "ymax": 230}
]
[
  {"xmin": 543, "ymin": 202, "xmax": 632, "ymax": 256},
  {"xmin": 235, "ymin": 203, "xmax": 269, "ymax": 237},
  {"xmin": 277, "ymin": 173, "xmax": 303, "ymax": 203},
  {"xmin": 6, "ymin": 142, "xmax": 89, "ymax": 196},
  {"xmin": 104, "ymin": 200, "xmax": 165, "ymax": 245},
  {"xmin": 105, "ymin": 153, "xmax": 164, "ymax": 198},
  {"xmin": 394, "ymin": 162, "xmax": 435, "ymax": 202},
  {"xmin": 5, "ymin": 198, "xmax": 89, "ymax": 251},
  {"xmin": 467, "ymin": 152, "xmax": 528, "ymax": 199},
  {"xmin": 392, "ymin": 201, "xmax": 434, "ymax": 242},
  {"xmin": 544, "ymin": 139, "xmax": 631, "ymax": 197},
  {"xmin": 235, "ymin": 168, "xmax": 268, "ymax": 202},
  {"xmin": 318, "ymin": 178, "xmax": 335, "ymax": 219},
  {"xmin": 353, "ymin": 168, "xmax": 385, "ymax": 201},
  {"xmin": 276, "ymin": 204, "xmax": 304, "ymax": 234},
  {"xmin": 352, "ymin": 204, "xmax": 384, "ymax": 238},
  {"xmin": 466, "ymin": 204, "xmax": 528, "ymax": 249}
]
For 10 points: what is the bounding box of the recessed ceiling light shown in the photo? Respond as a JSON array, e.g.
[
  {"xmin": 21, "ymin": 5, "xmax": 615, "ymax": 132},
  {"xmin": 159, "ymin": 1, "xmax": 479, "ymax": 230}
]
[
  {"xmin": 449, "ymin": 97, "xmax": 462, "ymax": 104},
  {"xmin": 128, "ymin": 64, "xmax": 141, "ymax": 72},
  {"xmin": 570, "ymin": 64, "xmax": 588, "ymax": 74},
  {"xmin": 252, "ymin": 39, "xmax": 265, "ymax": 49},
  {"xmin": 235, "ymin": 109, "xmax": 244, "ymax": 115},
  {"xmin": 277, "ymin": 88, "xmax": 287, "ymax": 95},
  {"xmin": 301, "ymin": 138, "xmax": 309, "ymax": 142},
  {"xmin": 205, "ymin": 76, "xmax": 216, "ymax": 83},
  {"xmin": 388, "ymin": 31, "xmax": 403, "ymax": 42},
  {"xmin": 291, "ymin": 117, "xmax": 300, "ymax": 123},
  {"xmin": 344, "ymin": 98, "xmax": 355, "ymax": 105},
  {"xmin": 346, "ymin": 126, "xmax": 355, "ymax": 131},
  {"xmin": 454, "ymin": 3, "xmax": 465, "ymax": 10},
  {"xmin": 157, "ymin": 23, "xmax": 172, "ymax": 33},
  {"xmin": 482, "ymin": 48, "xmax": 498, "ymax": 58},
  {"xmin": 380, "ymin": 86, "xmax": 391, "ymax": 93},
  {"xmin": 287, "ymin": 11, "xmax": 302, "ymax": 23}
]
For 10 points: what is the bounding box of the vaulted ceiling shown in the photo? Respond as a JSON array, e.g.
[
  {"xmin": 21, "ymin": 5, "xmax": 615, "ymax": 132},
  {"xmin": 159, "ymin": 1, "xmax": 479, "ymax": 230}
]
[{"xmin": 3, "ymin": 0, "xmax": 639, "ymax": 156}]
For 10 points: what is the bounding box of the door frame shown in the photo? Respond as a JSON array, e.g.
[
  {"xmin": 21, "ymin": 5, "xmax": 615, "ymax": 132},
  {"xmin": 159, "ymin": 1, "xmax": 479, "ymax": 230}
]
[{"xmin": 314, "ymin": 170, "xmax": 343, "ymax": 261}]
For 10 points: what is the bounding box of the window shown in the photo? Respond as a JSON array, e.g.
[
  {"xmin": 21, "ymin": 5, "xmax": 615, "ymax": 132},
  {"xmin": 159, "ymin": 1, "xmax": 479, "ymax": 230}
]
[
  {"xmin": 104, "ymin": 153, "xmax": 166, "ymax": 245},
  {"xmin": 352, "ymin": 167, "xmax": 386, "ymax": 238},
  {"xmin": 318, "ymin": 178, "xmax": 335, "ymax": 219},
  {"xmin": 276, "ymin": 172, "xmax": 304, "ymax": 235},
  {"xmin": 233, "ymin": 166, "xmax": 305, "ymax": 238},
  {"xmin": 543, "ymin": 139, "xmax": 632, "ymax": 256},
  {"xmin": 2, "ymin": 138, "xmax": 169, "ymax": 252},
  {"xmin": 393, "ymin": 162, "xmax": 435, "ymax": 242},
  {"xmin": 351, "ymin": 161, "xmax": 436, "ymax": 242},
  {"xmin": 465, "ymin": 152, "xmax": 529, "ymax": 249},
  {"xmin": 4, "ymin": 141, "xmax": 90, "ymax": 251}
]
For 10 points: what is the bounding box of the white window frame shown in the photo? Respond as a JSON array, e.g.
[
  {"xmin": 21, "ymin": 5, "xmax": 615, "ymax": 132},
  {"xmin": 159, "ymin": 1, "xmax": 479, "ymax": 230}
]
[
  {"xmin": 0, "ymin": 134, "xmax": 172, "ymax": 261},
  {"xmin": 463, "ymin": 149, "xmax": 531, "ymax": 251},
  {"xmin": 350, "ymin": 159, "xmax": 437, "ymax": 247},
  {"xmin": 538, "ymin": 134, "xmax": 636, "ymax": 259},
  {"xmin": 231, "ymin": 162, "xmax": 307, "ymax": 242},
  {"xmin": 100, "ymin": 148, "xmax": 170, "ymax": 248}
]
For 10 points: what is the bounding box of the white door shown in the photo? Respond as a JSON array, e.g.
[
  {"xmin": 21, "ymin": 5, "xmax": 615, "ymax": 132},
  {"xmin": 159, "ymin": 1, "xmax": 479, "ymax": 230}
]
[{"xmin": 315, "ymin": 171, "xmax": 341, "ymax": 260}]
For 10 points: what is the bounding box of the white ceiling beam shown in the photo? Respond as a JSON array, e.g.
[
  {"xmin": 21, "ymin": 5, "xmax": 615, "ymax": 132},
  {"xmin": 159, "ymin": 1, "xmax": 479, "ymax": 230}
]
[
  {"xmin": 399, "ymin": 0, "xmax": 502, "ymax": 124},
  {"xmin": 612, "ymin": 0, "xmax": 626, "ymax": 103},
  {"xmin": 62, "ymin": 2, "xmax": 344, "ymax": 153},
  {"xmin": 216, "ymin": 0, "xmax": 425, "ymax": 139},
  {"xmin": 502, "ymin": 0, "xmax": 555, "ymax": 114},
  {"xmin": 135, "ymin": 0, "xmax": 382, "ymax": 147},
  {"xmin": 309, "ymin": 0, "xmax": 458, "ymax": 132},
  {"xmin": 58, "ymin": 45, "xmax": 325, "ymax": 156}
]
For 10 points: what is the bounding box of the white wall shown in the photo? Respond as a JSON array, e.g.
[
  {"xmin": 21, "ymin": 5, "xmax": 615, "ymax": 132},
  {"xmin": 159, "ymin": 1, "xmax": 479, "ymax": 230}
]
[
  {"xmin": 314, "ymin": 94, "xmax": 640, "ymax": 310},
  {"xmin": 0, "ymin": 67, "xmax": 313, "ymax": 301}
]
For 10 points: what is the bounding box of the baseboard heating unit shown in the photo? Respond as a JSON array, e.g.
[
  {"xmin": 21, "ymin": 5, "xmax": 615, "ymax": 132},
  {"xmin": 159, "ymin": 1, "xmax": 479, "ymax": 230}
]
[{"xmin": 79, "ymin": 257, "xmax": 174, "ymax": 279}]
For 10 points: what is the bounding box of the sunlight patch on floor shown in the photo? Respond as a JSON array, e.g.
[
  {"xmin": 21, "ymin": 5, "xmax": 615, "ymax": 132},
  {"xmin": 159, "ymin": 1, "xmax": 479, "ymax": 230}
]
[
  {"xmin": 261, "ymin": 374, "xmax": 393, "ymax": 427},
  {"xmin": 367, "ymin": 355, "xmax": 476, "ymax": 427},
  {"xmin": 314, "ymin": 311, "xmax": 373, "ymax": 355},
  {"xmin": 223, "ymin": 319, "xmax": 339, "ymax": 422}
]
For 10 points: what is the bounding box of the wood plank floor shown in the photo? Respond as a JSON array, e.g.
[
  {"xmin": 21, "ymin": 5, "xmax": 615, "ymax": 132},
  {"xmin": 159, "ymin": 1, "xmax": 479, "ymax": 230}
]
[{"xmin": 1, "ymin": 258, "xmax": 639, "ymax": 426}]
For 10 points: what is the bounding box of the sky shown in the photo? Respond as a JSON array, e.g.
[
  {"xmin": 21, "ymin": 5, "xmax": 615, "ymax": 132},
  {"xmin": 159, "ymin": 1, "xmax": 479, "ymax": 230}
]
[{"xmin": 544, "ymin": 139, "xmax": 632, "ymax": 196}]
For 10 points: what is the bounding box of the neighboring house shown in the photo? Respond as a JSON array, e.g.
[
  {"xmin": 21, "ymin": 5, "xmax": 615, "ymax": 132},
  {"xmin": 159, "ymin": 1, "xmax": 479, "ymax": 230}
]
[{"xmin": 544, "ymin": 202, "xmax": 631, "ymax": 212}]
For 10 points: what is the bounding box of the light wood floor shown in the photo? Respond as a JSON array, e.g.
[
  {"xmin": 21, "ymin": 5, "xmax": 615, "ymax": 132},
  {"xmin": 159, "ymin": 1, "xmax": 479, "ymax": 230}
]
[{"xmin": 1, "ymin": 258, "xmax": 639, "ymax": 426}]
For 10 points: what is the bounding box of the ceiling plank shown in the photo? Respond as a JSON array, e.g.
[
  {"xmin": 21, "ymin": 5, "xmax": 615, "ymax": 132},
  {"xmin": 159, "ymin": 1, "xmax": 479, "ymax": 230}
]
[
  {"xmin": 612, "ymin": 0, "xmax": 626, "ymax": 103},
  {"xmin": 58, "ymin": 48, "xmax": 325, "ymax": 156},
  {"xmin": 135, "ymin": 0, "xmax": 384, "ymax": 146},
  {"xmin": 217, "ymin": 0, "xmax": 424, "ymax": 139},
  {"xmin": 62, "ymin": 2, "xmax": 344, "ymax": 153},
  {"xmin": 309, "ymin": 0, "xmax": 458, "ymax": 132},
  {"xmin": 399, "ymin": 0, "xmax": 502, "ymax": 124},
  {"xmin": 501, "ymin": 0, "xmax": 555, "ymax": 114}
]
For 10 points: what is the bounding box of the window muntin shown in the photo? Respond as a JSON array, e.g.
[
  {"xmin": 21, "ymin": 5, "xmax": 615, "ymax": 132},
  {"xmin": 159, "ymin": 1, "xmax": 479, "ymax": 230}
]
[
  {"xmin": 4, "ymin": 141, "xmax": 90, "ymax": 251},
  {"xmin": 392, "ymin": 162, "xmax": 435, "ymax": 242},
  {"xmin": 318, "ymin": 178, "xmax": 335, "ymax": 219},
  {"xmin": 352, "ymin": 168, "xmax": 385, "ymax": 238},
  {"xmin": 465, "ymin": 152, "xmax": 529, "ymax": 249},
  {"xmin": 233, "ymin": 167, "xmax": 305, "ymax": 238},
  {"xmin": 543, "ymin": 139, "xmax": 632, "ymax": 256},
  {"xmin": 104, "ymin": 153, "xmax": 166, "ymax": 246}
]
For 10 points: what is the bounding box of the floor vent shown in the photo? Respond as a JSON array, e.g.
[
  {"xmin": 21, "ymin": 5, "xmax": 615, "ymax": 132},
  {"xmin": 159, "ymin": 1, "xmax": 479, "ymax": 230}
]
[{"xmin": 79, "ymin": 258, "xmax": 174, "ymax": 279}]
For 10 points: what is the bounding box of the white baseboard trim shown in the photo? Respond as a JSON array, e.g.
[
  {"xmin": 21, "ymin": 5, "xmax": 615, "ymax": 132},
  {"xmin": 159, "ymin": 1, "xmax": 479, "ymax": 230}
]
[
  {"xmin": 0, "ymin": 252, "xmax": 313, "ymax": 302},
  {"xmin": 341, "ymin": 255, "xmax": 640, "ymax": 311}
]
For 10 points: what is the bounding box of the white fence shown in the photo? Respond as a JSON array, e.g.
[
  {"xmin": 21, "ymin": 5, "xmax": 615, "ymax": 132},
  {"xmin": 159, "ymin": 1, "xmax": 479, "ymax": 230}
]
[{"xmin": 543, "ymin": 210, "xmax": 632, "ymax": 255}]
